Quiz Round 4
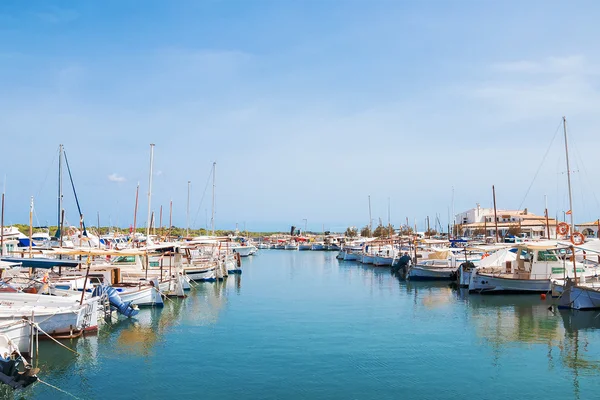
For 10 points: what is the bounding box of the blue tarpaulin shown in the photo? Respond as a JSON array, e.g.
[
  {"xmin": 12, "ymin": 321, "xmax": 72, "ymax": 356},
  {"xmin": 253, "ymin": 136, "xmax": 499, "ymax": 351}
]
[{"xmin": 0, "ymin": 258, "xmax": 82, "ymax": 269}]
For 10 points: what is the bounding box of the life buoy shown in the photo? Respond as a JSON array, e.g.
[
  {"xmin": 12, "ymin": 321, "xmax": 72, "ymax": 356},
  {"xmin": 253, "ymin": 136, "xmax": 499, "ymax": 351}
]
[
  {"xmin": 482, "ymin": 252, "xmax": 490, "ymax": 259},
  {"xmin": 557, "ymin": 222, "xmax": 570, "ymax": 236},
  {"xmin": 571, "ymin": 232, "xmax": 585, "ymax": 245},
  {"xmin": 235, "ymin": 252, "xmax": 241, "ymax": 267}
]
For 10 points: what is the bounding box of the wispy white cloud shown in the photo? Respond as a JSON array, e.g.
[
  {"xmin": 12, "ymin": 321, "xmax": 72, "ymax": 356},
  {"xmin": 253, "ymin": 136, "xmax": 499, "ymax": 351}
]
[
  {"xmin": 466, "ymin": 55, "xmax": 600, "ymax": 120},
  {"xmin": 108, "ymin": 173, "xmax": 126, "ymax": 183},
  {"xmin": 491, "ymin": 55, "xmax": 593, "ymax": 75},
  {"xmin": 36, "ymin": 8, "xmax": 79, "ymax": 24}
]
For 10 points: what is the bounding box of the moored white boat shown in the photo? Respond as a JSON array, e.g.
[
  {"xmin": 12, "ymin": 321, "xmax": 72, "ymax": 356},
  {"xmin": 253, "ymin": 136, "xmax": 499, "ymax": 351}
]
[
  {"xmin": 0, "ymin": 292, "xmax": 99, "ymax": 336},
  {"xmin": 184, "ymin": 264, "xmax": 218, "ymax": 282},
  {"xmin": 362, "ymin": 254, "xmax": 374, "ymax": 264},
  {"xmin": 557, "ymin": 278, "xmax": 600, "ymax": 310},
  {"xmin": 284, "ymin": 242, "xmax": 299, "ymax": 250},
  {"xmin": 469, "ymin": 243, "xmax": 596, "ymax": 294},
  {"xmin": 373, "ymin": 255, "xmax": 394, "ymax": 266},
  {"xmin": 114, "ymin": 283, "xmax": 163, "ymax": 307}
]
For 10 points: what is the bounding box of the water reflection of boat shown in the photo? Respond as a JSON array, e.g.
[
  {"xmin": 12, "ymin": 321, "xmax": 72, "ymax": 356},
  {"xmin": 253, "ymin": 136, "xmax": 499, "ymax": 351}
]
[
  {"xmin": 559, "ymin": 309, "xmax": 600, "ymax": 333},
  {"xmin": 178, "ymin": 281, "xmax": 227, "ymax": 326},
  {"xmin": 458, "ymin": 291, "xmax": 600, "ymax": 396},
  {"xmin": 225, "ymin": 274, "xmax": 242, "ymax": 295}
]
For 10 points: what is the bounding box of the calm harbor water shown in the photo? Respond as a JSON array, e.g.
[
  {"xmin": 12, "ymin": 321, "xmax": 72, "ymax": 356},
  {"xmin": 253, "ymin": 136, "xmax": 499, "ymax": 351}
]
[{"xmin": 20, "ymin": 251, "xmax": 600, "ymax": 399}]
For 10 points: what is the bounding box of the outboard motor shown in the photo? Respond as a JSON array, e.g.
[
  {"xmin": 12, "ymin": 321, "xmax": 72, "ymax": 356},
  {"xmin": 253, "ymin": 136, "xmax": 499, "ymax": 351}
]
[{"xmin": 92, "ymin": 285, "xmax": 139, "ymax": 318}]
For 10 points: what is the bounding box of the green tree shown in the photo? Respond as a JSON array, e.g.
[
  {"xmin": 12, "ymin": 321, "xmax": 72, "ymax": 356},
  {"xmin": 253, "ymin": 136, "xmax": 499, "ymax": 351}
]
[
  {"xmin": 507, "ymin": 225, "xmax": 522, "ymax": 237},
  {"xmin": 425, "ymin": 228, "xmax": 438, "ymax": 238},
  {"xmin": 387, "ymin": 223, "xmax": 395, "ymax": 237},
  {"xmin": 398, "ymin": 225, "xmax": 414, "ymax": 236},
  {"xmin": 373, "ymin": 223, "xmax": 387, "ymax": 238},
  {"xmin": 360, "ymin": 225, "xmax": 372, "ymax": 237},
  {"xmin": 472, "ymin": 227, "xmax": 485, "ymax": 237},
  {"xmin": 345, "ymin": 226, "xmax": 358, "ymax": 238}
]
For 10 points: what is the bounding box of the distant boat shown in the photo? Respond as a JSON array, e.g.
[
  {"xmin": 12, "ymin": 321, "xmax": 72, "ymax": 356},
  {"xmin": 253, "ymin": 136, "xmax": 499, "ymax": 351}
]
[
  {"xmin": 284, "ymin": 242, "xmax": 299, "ymax": 250},
  {"xmin": 311, "ymin": 243, "xmax": 325, "ymax": 251}
]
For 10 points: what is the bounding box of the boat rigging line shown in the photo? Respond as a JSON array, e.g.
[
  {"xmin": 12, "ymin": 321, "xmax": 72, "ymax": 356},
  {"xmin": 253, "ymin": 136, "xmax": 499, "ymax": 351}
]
[
  {"xmin": 516, "ymin": 118, "xmax": 563, "ymax": 212},
  {"xmin": 192, "ymin": 163, "xmax": 215, "ymax": 229},
  {"xmin": 63, "ymin": 150, "xmax": 88, "ymax": 236}
]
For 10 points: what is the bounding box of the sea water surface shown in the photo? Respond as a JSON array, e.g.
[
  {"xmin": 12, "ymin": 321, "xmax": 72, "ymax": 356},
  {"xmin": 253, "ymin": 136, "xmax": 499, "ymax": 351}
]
[{"xmin": 23, "ymin": 251, "xmax": 600, "ymax": 399}]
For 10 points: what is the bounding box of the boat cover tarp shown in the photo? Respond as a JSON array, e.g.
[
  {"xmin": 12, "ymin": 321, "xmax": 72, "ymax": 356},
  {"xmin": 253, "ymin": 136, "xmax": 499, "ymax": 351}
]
[
  {"xmin": 559, "ymin": 239, "xmax": 600, "ymax": 254},
  {"xmin": 0, "ymin": 257, "xmax": 82, "ymax": 269},
  {"xmin": 477, "ymin": 248, "xmax": 517, "ymax": 269},
  {"xmin": 427, "ymin": 251, "xmax": 451, "ymax": 260}
]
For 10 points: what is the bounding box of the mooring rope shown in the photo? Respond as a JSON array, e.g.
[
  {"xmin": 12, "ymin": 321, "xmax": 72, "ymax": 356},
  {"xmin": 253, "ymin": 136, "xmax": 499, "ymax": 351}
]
[
  {"xmin": 31, "ymin": 322, "xmax": 80, "ymax": 355},
  {"xmin": 37, "ymin": 378, "xmax": 83, "ymax": 400}
]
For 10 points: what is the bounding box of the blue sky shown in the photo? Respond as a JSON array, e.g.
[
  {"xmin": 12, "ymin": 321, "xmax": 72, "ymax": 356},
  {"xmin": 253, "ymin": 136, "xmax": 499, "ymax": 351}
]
[{"xmin": 1, "ymin": 0, "xmax": 600, "ymax": 232}]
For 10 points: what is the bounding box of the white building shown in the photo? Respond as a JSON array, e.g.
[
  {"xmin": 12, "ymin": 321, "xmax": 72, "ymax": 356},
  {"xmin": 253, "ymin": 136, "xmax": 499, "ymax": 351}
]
[
  {"xmin": 576, "ymin": 220, "xmax": 600, "ymax": 238},
  {"xmin": 455, "ymin": 204, "xmax": 558, "ymax": 239}
]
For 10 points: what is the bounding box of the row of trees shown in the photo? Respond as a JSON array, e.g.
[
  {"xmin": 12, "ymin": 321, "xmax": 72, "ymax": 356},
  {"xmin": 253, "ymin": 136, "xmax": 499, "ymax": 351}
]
[{"xmin": 345, "ymin": 223, "xmax": 419, "ymax": 238}]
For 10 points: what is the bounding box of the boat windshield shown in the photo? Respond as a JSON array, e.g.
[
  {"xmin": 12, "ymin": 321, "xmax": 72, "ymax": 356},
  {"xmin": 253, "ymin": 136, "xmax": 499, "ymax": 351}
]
[
  {"xmin": 113, "ymin": 256, "xmax": 136, "ymax": 263},
  {"xmin": 537, "ymin": 250, "xmax": 558, "ymax": 262}
]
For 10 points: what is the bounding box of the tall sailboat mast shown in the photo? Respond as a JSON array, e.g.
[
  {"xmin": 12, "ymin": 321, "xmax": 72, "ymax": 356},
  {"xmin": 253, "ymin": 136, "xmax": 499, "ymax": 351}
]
[
  {"xmin": 56, "ymin": 144, "xmax": 63, "ymax": 238},
  {"xmin": 563, "ymin": 117, "xmax": 575, "ymax": 236},
  {"xmin": 368, "ymin": 195, "xmax": 372, "ymax": 234},
  {"xmin": 211, "ymin": 162, "xmax": 216, "ymax": 236},
  {"xmin": 186, "ymin": 181, "xmax": 191, "ymax": 237},
  {"xmin": 29, "ymin": 196, "xmax": 33, "ymax": 258},
  {"xmin": 146, "ymin": 143, "xmax": 155, "ymax": 244}
]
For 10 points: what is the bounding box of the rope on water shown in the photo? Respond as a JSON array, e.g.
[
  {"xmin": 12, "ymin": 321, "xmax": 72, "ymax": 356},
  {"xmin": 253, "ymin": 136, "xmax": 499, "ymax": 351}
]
[
  {"xmin": 154, "ymin": 286, "xmax": 176, "ymax": 303},
  {"xmin": 38, "ymin": 377, "xmax": 83, "ymax": 400},
  {"xmin": 32, "ymin": 323, "xmax": 80, "ymax": 356}
]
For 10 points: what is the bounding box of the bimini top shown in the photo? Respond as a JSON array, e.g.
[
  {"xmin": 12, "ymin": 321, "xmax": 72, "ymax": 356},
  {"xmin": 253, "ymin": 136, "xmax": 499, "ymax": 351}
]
[
  {"xmin": 0, "ymin": 260, "xmax": 22, "ymax": 269},
  {"xmin": 0, "ymin": 257, "xmax": 82, "ymax": 269},
  {"xmin": 560, "ymin": 238, "xmax": 600, "ymax": 254}
]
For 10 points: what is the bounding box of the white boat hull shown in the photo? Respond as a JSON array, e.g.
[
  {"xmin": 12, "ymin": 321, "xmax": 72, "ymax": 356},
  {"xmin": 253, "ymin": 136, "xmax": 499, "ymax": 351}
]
[
  {"xmin": 185, "ymin": 266, "xmax": 217, "ymax": 282},
  {"xmin": 0, "ymin": 320, "xmax": 35, "ymax": 354},
  {"xmin": 408, "ymin": 265, "xmax": 456, "ymax": 280},
  {"xmin": 557, "ymin": 278, "xmax": 600, "ymax": 310},
  {"xmin": 373, "ymin": 256, "xmax": 393, "ymax": 266},
  {"xmin": 458, "ymin": 266, "xmax": 472, "ymax": 287},
  {"xmin": 362, "ymin": 255, "xmax": 374, "ymax": 264},
  {"xmin": 116, "ymin": 285, "xmax": 163, "ymax": 307},
  {"xmin": 469, "ymin": 273, "xmax": 551, "ymax": 293},
  {"xmin": 231, "ymin": 246, "xmax": 256, "ymax": 257}
]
